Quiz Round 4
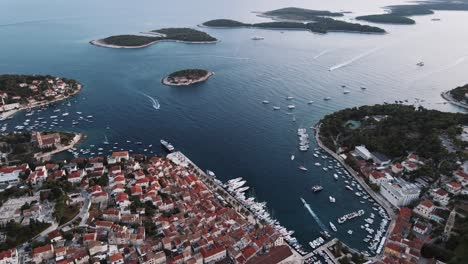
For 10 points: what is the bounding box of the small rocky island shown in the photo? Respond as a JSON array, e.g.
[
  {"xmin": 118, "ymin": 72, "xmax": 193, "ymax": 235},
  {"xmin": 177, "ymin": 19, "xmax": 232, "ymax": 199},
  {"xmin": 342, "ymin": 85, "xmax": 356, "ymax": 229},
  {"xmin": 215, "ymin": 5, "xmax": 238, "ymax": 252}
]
[
  {"xmin": 162, "ymin": 69, "xmax": 213, "ymax": 86},
  {"xmin": 202, "ymin": 7, "xmax": 385, "ymax": 34},
  {"xmin": 91, "ymin": 28, "xmax": 218, "ymax": 49},
  {"xmin": 356, "ymin": 14, "xmax": 415, "ymax": 24}
]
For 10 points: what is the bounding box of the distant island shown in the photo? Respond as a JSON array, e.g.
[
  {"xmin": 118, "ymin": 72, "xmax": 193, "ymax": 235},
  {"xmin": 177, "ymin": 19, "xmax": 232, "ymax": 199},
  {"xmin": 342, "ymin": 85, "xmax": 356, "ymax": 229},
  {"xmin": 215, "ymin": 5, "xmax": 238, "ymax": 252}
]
[
  {"xmin": 359, "ymin": 1, "xmax": 468, "ymax": 26},
  {"xmin": 202, "ymin": 9, "xmax": 386, "ymax": 34},
  {"xmin": 90, "ymin": 28, "xmax": 218, "ymax": 49},
  {"xmin": 356, "ymin": 14, "xmax": 415, "ymax": 25},
  {"xmin": 0, "ymin": 74, "xmax": 82, "ymax": 120},
  {"xmin": 261, "ymin": 7, "xmax": 344, "ymax": 20},
  {"xmin": 162, "ymin": 69, "xmax": 213, "ymax": 86},
  {"xmin": 441, "ymin": 84, "xmax": 468, "ymax": 109}
]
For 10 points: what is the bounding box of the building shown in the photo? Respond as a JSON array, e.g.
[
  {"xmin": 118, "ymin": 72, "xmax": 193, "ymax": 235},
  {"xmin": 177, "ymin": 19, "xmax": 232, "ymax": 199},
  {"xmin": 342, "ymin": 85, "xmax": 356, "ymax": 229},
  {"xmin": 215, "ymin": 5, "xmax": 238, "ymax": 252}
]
[
  {"xmin": 413, "ymin": 200, "xmax": 435, "ymax": 219},
  {"xmin": 446, "ymin": 181, "xmax": 462, "ymax": 194},
  {"xmin": 355, "ymin": 145, "xmax": 372, "ymax": 160},
  {"xmin": 200, "ymin": 247, "xmax": 226, "ymax": 264},
  {"xmin": 32, "ymin": 131, "xmax": 61, "ymax": 149},
  {"xmin": 369, "ymin": 171, "xmax": 392, "ymax": 186},
  {"xmin": 0, "ymin": 164, "xmax": 28, "ymax": 185},
  {"xmin": 112, "ymin": 151, "xmax": 130, "ymax": 162},
  {"xmin": 380, "ymin": 178, "xmax": 421, "ymax": 207},
  {"xmin": 0, "ymin": 248, "xmax": 18, "ymax": 264},
  {"xmin": 431, "ymin": 188, "xmax": 449, "ymax": 206},
  {"xmin": 32, "ymin": 244, "xmax": 54, "ymax": 264},
  {"xmin": 371, "ymin": 152, "xmax": 391, "ymax": 166}
]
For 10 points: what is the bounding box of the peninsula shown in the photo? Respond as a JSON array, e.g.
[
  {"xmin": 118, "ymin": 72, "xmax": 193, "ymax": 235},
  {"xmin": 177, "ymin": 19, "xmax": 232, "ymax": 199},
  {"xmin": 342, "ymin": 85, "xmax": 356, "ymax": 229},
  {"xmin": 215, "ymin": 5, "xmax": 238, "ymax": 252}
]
[
  {"xmin": 0, "ymin": 74, "xmax": 82, "ymax": 120},
  {"xmin": 90, "ymin": 28, "xmax": 218, "ymax": 49},
  {"xmin": 316, "ymin": 104, "xmax": 468, "ymax": 263},
  {"xmin": 441, "ymin": 84, "xmax": 468, "ymax": 109},
  {"xmin": 162, "ymin": 69, "xmax": 213, "ymax": 86}
]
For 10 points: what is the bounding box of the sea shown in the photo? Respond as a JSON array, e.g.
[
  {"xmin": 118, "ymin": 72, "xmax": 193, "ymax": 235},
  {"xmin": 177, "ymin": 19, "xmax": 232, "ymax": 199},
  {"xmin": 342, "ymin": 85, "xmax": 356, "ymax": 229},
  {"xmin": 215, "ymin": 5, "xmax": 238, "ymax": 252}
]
[{"xmin": 1, "ymin": 0, "xmax": 468, "ymax": 254}]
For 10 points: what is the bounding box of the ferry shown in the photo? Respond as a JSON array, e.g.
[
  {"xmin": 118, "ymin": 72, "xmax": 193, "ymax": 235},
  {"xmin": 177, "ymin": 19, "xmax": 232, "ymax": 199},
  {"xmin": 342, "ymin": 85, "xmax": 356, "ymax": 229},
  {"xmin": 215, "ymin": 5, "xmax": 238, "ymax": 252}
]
[
  {"xmin": 160, "ymin": 139, "xmax": 175, "ymax": 152},
  {"xmin": 329, "ymin": 222, "xmax": 337, "ymax": 232},
  {"xmin": 298, "ymin": 166, "xmax": 308, "ymax": 171},
  {"xmin": 311, "ymin": 185, "xmax": 323, "ymax": 192}
]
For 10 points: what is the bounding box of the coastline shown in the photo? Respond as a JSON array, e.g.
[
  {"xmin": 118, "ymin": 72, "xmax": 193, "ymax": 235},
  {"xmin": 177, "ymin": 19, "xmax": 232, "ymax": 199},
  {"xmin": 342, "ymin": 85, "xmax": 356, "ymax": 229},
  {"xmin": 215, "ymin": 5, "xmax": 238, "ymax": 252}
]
[
  {"xmin": 0, "ymin": 85, "xmax": 82, "ymax": 121},
  {"xmin": 34, "ymin": 132, "xmax": 85, "ymax": 161},
  {"xmin": 441, "ymin": 90, "xmax": 468, "ymax": 110},
  {"xmin": 313, "ymin": 122, "xmax": 396, "ymax": 258},
  {"xmin": 162, "ymin": 71, "xmax": 214, "ymax": 86},
  {"xmin": 90, "ymin": 38, "xmax": 219, "ymax": 49}
]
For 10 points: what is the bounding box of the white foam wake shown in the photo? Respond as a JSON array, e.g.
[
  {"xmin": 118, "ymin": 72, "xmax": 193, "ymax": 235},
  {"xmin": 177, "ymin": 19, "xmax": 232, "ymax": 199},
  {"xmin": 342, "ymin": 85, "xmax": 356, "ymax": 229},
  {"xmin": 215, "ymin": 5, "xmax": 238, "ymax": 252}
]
[
  {"xmin": 141, "ymin": 92, "xmax": 160, "ymax": 110},
  {"xmin": 314, "ymin": 50, "xmax": 329, "ymax": 59},
  {"xmin": 329, "ymin": 47, "xmax": 380, "ymax": 71}
]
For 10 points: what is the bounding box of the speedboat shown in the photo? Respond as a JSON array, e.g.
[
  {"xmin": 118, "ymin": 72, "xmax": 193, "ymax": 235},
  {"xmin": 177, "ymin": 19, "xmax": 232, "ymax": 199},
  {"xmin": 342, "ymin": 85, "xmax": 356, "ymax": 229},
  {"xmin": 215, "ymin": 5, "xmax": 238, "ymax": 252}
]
[
  {"xmin": 298, "ymin": 166, "xmax": 308, "ymax": 171},
  {"xmin": 416, "ymin": 61, "xmax": 424, "ymax": 66},
  {"xmin": 324, "ymin": 97, "xmax": 331, "ymax": 101},
  {"xmin": 311, "ymin": 185, "xmax": 323, "ymax": 192},
  {"xmin": 329, "ymin": 196, "xmax": 336, "ymax": 203},
  {"xmin": 329, "ymin": 222, "xmax": 337, "ymax": 232},
  {"xmin": 286, "ymin": 96, "xmax": 294, "ymax": 100},
  {"xmin": 291, "ymin": 155, "xmax": 295, "ymax": 161},
  {"xmin": 273, "ymin": 106, "xmax": 281, "ymax": 110},
  {"xmin": 287, "ymin": 105, "xmax": 295, "ymax": 109},
  {"xmin": 307, "ymin": 101, "xmax": 314, "ymax": 104},
  {"xmin": 262, "ymin": 100, "xmax": 270, "ymax": 104}
]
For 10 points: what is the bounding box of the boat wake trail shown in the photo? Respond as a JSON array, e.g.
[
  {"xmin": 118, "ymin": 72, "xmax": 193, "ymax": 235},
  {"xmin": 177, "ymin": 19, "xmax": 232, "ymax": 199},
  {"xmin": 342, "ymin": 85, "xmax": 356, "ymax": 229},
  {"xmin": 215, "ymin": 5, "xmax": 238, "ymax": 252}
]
[
  {"xmin": 301, "ymin": 198, "xmax": 329, "ymax": 231},
  {"xmin": 140, "ymin": 92, "xmax": 160, "ymax": 110},
  {"xmin": 329, "ymin": 47, "xmax": 380, "ymax": 71},
  {"xmin": 314, "ymin": 50, "xmax": 329, "ymax": 59}
]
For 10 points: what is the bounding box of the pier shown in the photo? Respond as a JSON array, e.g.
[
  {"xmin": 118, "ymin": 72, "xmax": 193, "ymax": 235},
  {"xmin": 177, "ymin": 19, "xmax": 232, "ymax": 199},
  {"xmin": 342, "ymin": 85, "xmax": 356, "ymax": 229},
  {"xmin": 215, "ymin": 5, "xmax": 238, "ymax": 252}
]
[{"xmin": 314, "ymin": 123, "xmax": 397, "ymax": 258}]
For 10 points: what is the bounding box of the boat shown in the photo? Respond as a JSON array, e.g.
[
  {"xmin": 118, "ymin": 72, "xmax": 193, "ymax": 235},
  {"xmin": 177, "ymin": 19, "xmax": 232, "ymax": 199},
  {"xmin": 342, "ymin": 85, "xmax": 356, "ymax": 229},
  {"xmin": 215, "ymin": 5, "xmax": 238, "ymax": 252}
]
[
  {"xmin": 291, "ymin": 155, "xmax": 295, "ymax": 161},
  {"xmin": 431, "ymin": 18, "xmax": 441, "ymax": 21},
  {"xmin": 345, "ymin": 185, "xmax": 353, "ymax": 191},
  {"xmin": 103, "ymin": 135, "xmax": 109, "ymax": 145},
  {"xmin": 298, "ymin": 166, "xmax": 308, "ymax": 171},
  {"xmin": 160, "ymin": 139, "xmax": 175, "ymax": 152},
  {"xmin": 416, "ymin": 61, "xmax": 424, "ymax": 67},
  {"xmin": 333, "ymin": 174, "xmax": 339, "ymax": 180},
  {"xmin": 307, "ymin": 101, "xmax": 314, "ymax": 104},
  {"xmin": 347, "ymin": 230, "xmax": 353, "ymax": 235},
  {"xmin": 329, "ymin": 222, "xmax": 337, "ymax": 232},
  {"xmin": 324, "ymin": 97, "xmax": 331, "ymax": 101},
  {"xmin": 343, "ymin": 90, "xmax": 350, "ymax": 94},
  {"xmin": 311, "ymin": 185, "xmax": 323, "ymax": 192},
  {"xmin": 287, "ymin": 105, "xmax": 295, "ymax": 109},
  {"xmin": 252, "ymin": 36, "xmax": 264, "ymax": 40},
  {"xmin": 206, "ymin": 170, "xmax": 216, "ymax": 178},
  {"xmin": 50, "ymin": 115, "xmax": 58, "ymax": 119},
  {"xmin": 262, "ymin": 100, "xmax": 270, "ymax": 104},
  {"xmin": 329, "ymin": 196, "xmax": 336, "ymax": 203},
  {"xmin": 273, "ymin": 106, "xmax": 281, "ymax": 110},
  {"xmin": 314, "ymin": 162, "xmax": 321, "ymax": 166},
  {"xmin": 360, "ymin": 86, "xmax": 367, "ymax": 90},
  {"xmin": 286, "ymin": 96, "xmax": 294, "ymax": 100},
  {"xmin": 320, "ymin": 231, "xmax": 331, "ymax": 239}
]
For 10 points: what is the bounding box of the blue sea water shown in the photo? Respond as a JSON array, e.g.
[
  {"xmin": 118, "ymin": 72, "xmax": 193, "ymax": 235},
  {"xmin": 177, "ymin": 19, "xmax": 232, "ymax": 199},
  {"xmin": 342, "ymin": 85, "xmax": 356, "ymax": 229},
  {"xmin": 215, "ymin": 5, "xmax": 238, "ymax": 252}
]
[{"xmin": 1, "ymin": 0, "xmax": 468, "ymax": 253}]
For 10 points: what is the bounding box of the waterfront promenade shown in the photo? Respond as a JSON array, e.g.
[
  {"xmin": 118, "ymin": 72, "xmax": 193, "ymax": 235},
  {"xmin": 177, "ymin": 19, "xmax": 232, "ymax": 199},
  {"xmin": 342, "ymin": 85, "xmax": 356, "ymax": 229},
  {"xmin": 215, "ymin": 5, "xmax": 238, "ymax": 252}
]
[{"xmin": 314, "ymin": 123, "xmax": 396, "ymax": 259}]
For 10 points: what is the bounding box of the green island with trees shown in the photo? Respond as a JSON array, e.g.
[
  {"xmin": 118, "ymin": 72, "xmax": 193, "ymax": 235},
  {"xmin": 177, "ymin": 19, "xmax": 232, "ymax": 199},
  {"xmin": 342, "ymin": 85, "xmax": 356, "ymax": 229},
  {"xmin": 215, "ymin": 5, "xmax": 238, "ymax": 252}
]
[
  {"xmin": 359, "ymin": 1, "xmax": 468, "ymax": 26},
  {"xmin": 203, "ymin": 17, "xmax": 385, "ymax": 34},
  {"xmin": 162, "ymin": 69, "xmax": 213, "ymax": 86},
  {"xmin": 261, "ymin": 7, "xmax": 344, "ymax": 20},
  {"xmin": 91, "ymin": 28, "xmax": 217, "ymax": 48},
  {"xmin": 356, "ymin": 14, "xmax": 415, "ymax": 25}
]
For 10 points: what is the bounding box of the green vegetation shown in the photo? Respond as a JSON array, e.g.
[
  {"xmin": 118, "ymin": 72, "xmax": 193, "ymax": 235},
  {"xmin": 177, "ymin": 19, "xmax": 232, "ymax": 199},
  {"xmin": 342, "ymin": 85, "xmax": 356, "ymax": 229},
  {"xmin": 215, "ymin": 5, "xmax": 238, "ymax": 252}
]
[
  {"xmin": 98, "ymin": 28, "xmax": 217, "ymax": 47},
  {"xmin": 203, "ymin": 18, "xmax": 385, "ymax": 34},
  {"xmin": 356, "ymin": 14, "xmax": 415, "ymax": 24},
  {"xmin": 168, "ymin": 69, "xmax": 209, "ymax": 79},
  {"xmin": 0, "ymin": 219, "xmax": 50, "ymax": 250},
  {"xmin": 263, "ymin": 7, "xmax": 344, "ymax": 20},
  {"xmin": 319, "ymin": 104, "xmax": 468, "ymax": 162},
  {"xmin": 0, "ymin": 74, "xmax": 80, "ymax": 104},
  {"xmin": 202, "ymin": 19, "xmax": 250, "ymax": 27},
  {"xmin": 449, "ymin": 84, "xmax": 468, "ymax": 104}
]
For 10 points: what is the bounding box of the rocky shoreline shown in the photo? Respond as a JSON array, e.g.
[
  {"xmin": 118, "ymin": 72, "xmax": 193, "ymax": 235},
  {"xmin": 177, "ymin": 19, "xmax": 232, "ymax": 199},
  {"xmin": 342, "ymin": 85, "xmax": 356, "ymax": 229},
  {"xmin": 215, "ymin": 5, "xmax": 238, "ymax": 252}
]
[
  {"xmin": 90, "ymin": 38, "xmax": 219, "ymax": 49},
  {"xmin": 441, "ymin": 90, "xmax": 468, "ymax": 110},
  {"xmin": 162, "ymin": 71, "xmax": 214, "ymax": 86}
]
